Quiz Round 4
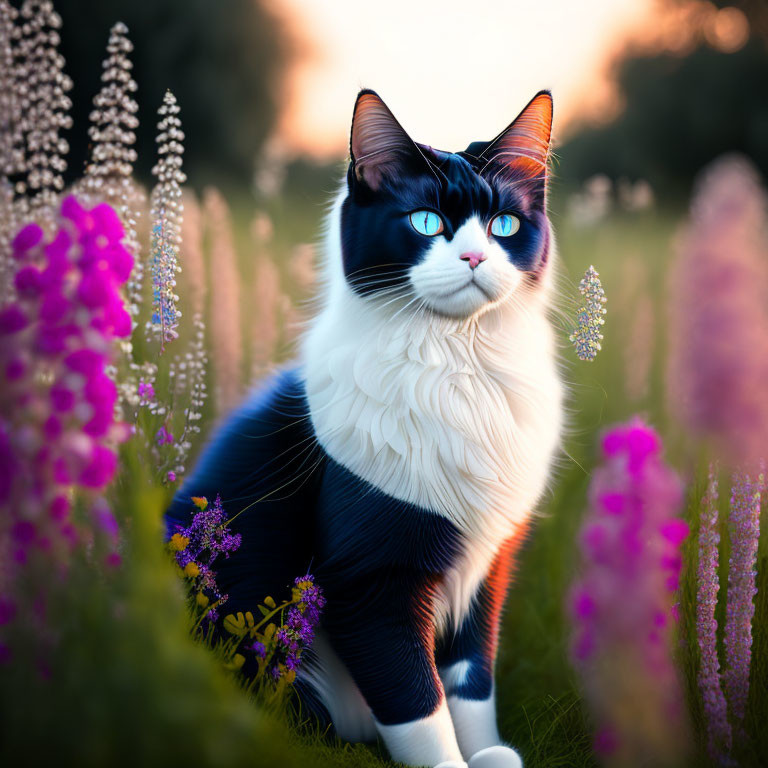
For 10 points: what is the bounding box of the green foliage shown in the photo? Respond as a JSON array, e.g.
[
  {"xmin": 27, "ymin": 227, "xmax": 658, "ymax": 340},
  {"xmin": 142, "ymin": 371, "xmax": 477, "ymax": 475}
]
[{"xmin": 55, "ymin": 0, "xmax": 290, "ymax": 189}]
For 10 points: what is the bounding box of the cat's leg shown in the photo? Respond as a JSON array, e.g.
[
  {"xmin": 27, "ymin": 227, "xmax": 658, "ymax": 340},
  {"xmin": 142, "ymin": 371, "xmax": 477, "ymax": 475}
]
[
  {"xmin": 322, "ymin": 572, "xmax": 466, "ymax": 768},
  {"xmin": 437, "ymin": 534, "xmax": 526, "ymax": 768}
]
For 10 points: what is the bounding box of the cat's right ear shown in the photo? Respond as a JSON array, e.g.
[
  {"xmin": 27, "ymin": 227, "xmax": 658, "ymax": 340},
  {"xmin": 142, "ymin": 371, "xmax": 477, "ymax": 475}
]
[{"xmin": 349, "ymin": 90, "xmax": 424, "ymax": 191}]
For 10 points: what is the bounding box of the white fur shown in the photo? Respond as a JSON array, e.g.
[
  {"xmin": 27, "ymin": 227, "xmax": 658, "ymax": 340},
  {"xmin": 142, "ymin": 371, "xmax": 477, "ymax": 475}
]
[
  {"xmin": 375, "ymin": 698, "xmax": 464, "ymax": 766},
  {"xmin": 447, "ymin": 694, "xmax": 502, "ymax": 759},
  {"xmin": 441, "ymin": 663, "xmax": 504, "ymax": 758},
  {"xmin": 409, "ymin": 216, "xmax": 522, "ymax": 318}
]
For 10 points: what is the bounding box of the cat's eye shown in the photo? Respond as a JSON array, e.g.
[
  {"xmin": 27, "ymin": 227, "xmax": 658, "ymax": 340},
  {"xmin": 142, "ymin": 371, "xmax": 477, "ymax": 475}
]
[
  {"xmin": 489, "ymin": 213, "xmax": 521, "ymax": 238},
  {"xmin": 409, "ymin": 210, "xmax": 444, "ymax": 237}
]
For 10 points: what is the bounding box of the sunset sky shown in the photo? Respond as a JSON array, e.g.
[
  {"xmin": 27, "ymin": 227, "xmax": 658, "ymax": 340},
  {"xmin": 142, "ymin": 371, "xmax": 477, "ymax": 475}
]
[{"xmin": 272, "ymin": 0, "xmax": 659, "ymax": 159}]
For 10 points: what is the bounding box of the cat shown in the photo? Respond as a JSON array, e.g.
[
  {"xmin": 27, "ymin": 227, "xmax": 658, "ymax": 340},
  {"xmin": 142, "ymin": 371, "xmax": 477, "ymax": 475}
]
[{"xmin": 166, "ymin": 89, "xmax": 563, "ymax": 768}]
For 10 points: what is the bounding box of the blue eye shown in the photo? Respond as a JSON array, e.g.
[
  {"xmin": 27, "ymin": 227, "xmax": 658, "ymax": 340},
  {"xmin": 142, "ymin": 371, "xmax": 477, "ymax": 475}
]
[
  {"xmin": 409, "ymin": 210, "xmax": 444, "ymax": 237},
  {"xmin": 490, "ymin": 214, "xmax": 521, "ymax": 238}
]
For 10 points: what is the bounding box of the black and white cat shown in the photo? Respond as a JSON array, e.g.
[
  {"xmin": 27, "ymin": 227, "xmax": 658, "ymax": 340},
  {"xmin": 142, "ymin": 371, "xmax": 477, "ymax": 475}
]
[{"xmin": 167, "ymin": 89, "xmax": 563, "ymax": 768}]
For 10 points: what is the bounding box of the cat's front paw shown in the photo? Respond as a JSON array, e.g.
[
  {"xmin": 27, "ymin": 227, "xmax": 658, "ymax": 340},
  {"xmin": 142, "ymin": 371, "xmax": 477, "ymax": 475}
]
[
  {"xmin": 434, "ymin": 761, "xmax": 468, "ymax": 768},
  {"xmin": 467, "ymin": 745, "xmax": 523, "ymax": 768}
]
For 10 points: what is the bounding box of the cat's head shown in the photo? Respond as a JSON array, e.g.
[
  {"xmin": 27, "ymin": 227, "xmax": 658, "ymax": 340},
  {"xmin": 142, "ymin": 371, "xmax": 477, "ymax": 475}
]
[{"xmin": 339, "ymin": 89, "xmax": 554, "ymax": 318}]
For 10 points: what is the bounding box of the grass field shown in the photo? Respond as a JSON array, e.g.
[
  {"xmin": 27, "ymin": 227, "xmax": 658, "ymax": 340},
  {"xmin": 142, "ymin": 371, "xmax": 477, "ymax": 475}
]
[{"xmin": 1, "ymin": 186, "xmax": 766, "ymax": 768}]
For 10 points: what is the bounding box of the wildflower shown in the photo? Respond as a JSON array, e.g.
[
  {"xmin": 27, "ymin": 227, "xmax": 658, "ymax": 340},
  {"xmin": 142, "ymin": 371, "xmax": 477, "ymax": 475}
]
[
  {"xmin": 169, "ymin": 533, "xmax": 189, "ymax": 552},
  {"xmin": 10, "ymin": 0, "xmax": 73, "ymax": 219},
  {"xmin": 170, "ymin": 495, "xmax": 241, "ymax": 615},
  {"xmin": 569, "ymin": 265, "xmax": 606, "ymax": 361},
  {"xmin": 180, "ymin": 190, "xmax": 206, "ymax": 316},
  {"xmin": 569, "ymin": 418, "xmax": 690, "ymax": 765},
  {"xmin": 667, "ymin": 156, "xmax": 768, "ymax": 468},
  {"xmin": 146, "ymin": 91, "xmax": 185, "ymax": 350},
  {"xmin": 204, "ymin": 187, "xmax": 242, "ymax": 411},
  {"xmin": 155, "ymin": 424, "xmax": 174, "ymax": 446},
  {"xmin": 724, "ymin": 471, "xmax": 761, "ymax": 735},
  {"xmin": 81, "ymin": 21, "xmax": 142, "ymax": 322},
  {"xmin": 0, "ymin": 196, "xmax": 132, "ymax": 646},
  {"xmin": 137, "ymin": 381, "xmax": 155, "ymax": 401},
  {"xmin": 696, "ymin": 465, "xmax": 732, "ymax": 763}
]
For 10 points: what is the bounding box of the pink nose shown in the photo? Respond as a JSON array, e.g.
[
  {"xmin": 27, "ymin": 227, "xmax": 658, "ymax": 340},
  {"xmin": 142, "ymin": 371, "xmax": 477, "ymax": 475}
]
[{"xmin": 460, "ymin": 251, "xmax": 486, "ymax": 270}]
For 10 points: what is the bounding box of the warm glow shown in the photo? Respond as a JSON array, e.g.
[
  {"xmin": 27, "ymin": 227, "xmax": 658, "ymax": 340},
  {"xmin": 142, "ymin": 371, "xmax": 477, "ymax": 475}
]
[{"xmin": 271, "ymin": 0, "xmax": 659, "ymax": 159}]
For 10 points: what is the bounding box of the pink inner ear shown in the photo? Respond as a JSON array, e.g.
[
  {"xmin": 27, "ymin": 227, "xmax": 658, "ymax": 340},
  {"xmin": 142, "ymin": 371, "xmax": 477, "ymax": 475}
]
[
  {"xmin": 351, "ymin": 93, "xmax": 414, "ymax": 189},
  {"xmin": 484, "ymin": 93, "xmax": 553, "ymax": 179}
]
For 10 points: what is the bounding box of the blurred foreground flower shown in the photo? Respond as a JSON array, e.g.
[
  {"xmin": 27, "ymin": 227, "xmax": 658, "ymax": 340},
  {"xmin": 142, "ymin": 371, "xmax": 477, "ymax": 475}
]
[
  {"xmin": 569, "ymin": 418, "xmax": 690, "ymax": 766},
  {"xmin": 0, "ymin": 196, "xmax": 132, "ymax": 658},
  {"xmin": 667, "ymin": 156, "xmax": 768, "ymax": 468}
]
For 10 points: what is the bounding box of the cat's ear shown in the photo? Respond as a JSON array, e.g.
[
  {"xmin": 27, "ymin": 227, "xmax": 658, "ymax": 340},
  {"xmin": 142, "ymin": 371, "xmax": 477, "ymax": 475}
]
[
  {"xmin": 350, "ymin": 90, "xmax": 426, "ymax": 191},
  {"xmin": 469, "ymin": 91, "xmax": 553, "ymax": 194}
]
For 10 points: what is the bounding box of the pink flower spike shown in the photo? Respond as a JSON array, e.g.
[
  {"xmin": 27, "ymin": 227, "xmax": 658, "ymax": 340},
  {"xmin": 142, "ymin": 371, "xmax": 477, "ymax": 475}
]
[
  {"xmin": 569, "ymin": 417, "xmax": 690, "ymax": 763},
  {"xmin": 11, "ymin": 222, "xmax": 43, "ymax": 257},
  {"xmin": 79, "ymin": 445, "xmax": 118, "ymax": 489},
  {"xmin": 14, "ymin": 265, "xmax": 44, "ymax": 297},
  {"xmin": 91, "ymin": 202, "xmax": 125, "ymax": 244},
  {"xmin": 0, "ymin": 305, "xmax": 28, "ymax": 334},
  {"xmin": 660, "ymin": 519, "xmax": 690, "ymax": 546},
  {"xmin": 60, "ymin": 195, "xmax": 88, "ymax": 227}
]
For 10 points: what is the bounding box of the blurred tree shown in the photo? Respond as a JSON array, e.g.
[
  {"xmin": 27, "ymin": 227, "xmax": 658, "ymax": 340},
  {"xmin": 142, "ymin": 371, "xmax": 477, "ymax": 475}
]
[
  {"xmin": 52, "ymin": 0, "xmax": 291, "ymax": 190},
  {"xmin": 558, "ymin": 40, "xmax": 768, "ymax": 198}
]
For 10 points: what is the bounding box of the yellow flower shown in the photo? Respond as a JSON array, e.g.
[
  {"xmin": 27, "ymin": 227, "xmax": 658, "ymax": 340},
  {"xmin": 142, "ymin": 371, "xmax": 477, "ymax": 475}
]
[
  {"xmin": 196, "ymin": 592, "xmax": 209, "ymax": 608},
  {"xmin": 169, "ymin": 533, "xmax": 189, "ymax": 552},
  {"xmin": 184, "ymin": 562, "xmax": 200, "ymax": 577},
  {"xmin": 191, "ymin": 496, "xmax": 208, "ymax": 510}
]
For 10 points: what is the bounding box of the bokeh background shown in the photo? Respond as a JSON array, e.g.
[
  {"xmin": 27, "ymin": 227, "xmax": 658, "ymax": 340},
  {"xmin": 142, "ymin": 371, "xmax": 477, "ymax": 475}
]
[{"xmin": 3, "ymin": 1, "xmax": 767, "ymax": 766}]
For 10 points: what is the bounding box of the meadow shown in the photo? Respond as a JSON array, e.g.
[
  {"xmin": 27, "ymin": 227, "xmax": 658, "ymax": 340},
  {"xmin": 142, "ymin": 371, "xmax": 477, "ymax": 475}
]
[{"xmin": 1, "ymin": 6, "xmax": 767, "ymax": 767}]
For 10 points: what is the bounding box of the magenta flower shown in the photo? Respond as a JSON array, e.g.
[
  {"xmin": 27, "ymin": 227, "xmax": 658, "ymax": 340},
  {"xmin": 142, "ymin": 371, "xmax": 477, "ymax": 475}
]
[
  {"xmin": 724, "ymin": 472, "xmax": 762, "ymax": 735},
  {"xmin": 696, "ymin": 465, "xmax": 733, "ymax": 763},
  {"xmin": 155, "ymin": 424, "xmax": 174, "ymax": 446},
  {"xmin": 569, "ymin": 418, "xmax": 690, "ymax": 765},
  {"xmin": 0, "ymin": 196, "xmax": 132, "ymax": 647},
  {"xmin": 667, "ymin": 156, "xmax": 768, "ymax": 469}
]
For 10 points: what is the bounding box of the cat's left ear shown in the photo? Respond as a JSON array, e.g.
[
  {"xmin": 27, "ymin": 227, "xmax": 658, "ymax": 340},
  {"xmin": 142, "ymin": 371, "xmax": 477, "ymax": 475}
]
[
  {"xmin": 468, "ymin": 91, "xmax": 553, "ymax": 201},
  {"xmin": 349, "ymin": 89, "xmax": 429, "ymax": 191}
]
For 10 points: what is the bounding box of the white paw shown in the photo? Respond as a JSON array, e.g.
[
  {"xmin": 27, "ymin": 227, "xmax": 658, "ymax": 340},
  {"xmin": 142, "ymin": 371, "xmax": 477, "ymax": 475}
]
[
  {"xmin": 434, "ymin": 762, "xmax": 468, "ymax": 768},
  {"xmin": 467, "ymin": 745, "xmax": 523, "ymax": 768}
]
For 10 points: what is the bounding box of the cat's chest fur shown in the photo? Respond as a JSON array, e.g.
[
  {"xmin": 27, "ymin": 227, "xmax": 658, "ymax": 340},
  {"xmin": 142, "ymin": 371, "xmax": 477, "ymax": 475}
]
[{"xmin": 302, "ymin": 271, "xmax": 563, "ymax": 627}]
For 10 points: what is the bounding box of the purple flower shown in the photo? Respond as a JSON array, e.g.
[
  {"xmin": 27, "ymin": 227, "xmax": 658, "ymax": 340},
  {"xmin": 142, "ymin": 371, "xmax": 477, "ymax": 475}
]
[
  {"xmin": 569, "ymin": 418, "xmax": 690, "ymax": 764},
  {"xmin": 137, "ymin": 380, "xmax": 155, "ymax": 401},
  {"xmin": 0, "ymin": 196, "xmax": 132, "ymax": 646},
  {"xmin": 696, "ymin": 465, "xmax": 732, "ymax": 763},
  {"xmin": 667, "ymin": 157, "xmax": 768, "ymax": 469},
  {"xmin": 155, "ymin": 424, "xmax": 174, "ymax": 446},
  {"xmin": 170, "ymin": 495, "xmax": 241, "ymax": 612},
  {"xmin": 724, "ymin": 471, "xmax": 761, "ymax": 734}
]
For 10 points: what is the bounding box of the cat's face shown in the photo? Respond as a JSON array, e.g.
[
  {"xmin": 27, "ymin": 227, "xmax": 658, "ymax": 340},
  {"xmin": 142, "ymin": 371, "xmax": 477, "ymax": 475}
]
[{"xmin": 340, "ymin": 90, "xmax": 553, "ymax": 318}]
